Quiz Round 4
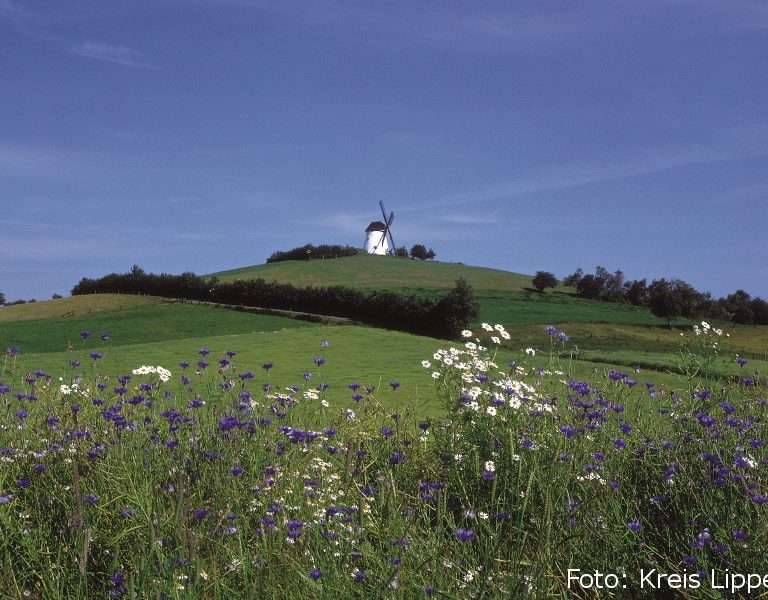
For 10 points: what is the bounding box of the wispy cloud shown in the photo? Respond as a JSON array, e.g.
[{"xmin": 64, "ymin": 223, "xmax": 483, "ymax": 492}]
[
  {"xmin": 0, "ymin": 0, "xmax": 24, "ymax": 16},
  {"xmin": 70, "ymin": 41, "xmax": 146, "ymax": 67},
  {"xmin": 435, "ymin": 214, "xmax": 502, "ymax": 226},
  {"xmin": 404, "ymin": 139, "xmax": 768, "ymax": 212},
  {"xmin": 196, "ymin": 0, "xmax": 594, "ymax": 53},
  {"xmin": 0, "ymin": 142, "xmax": 138, "ymax": 182},
  {"xmin": 300, "ymin": 211, "xmax": 371, "ymax": 235}
]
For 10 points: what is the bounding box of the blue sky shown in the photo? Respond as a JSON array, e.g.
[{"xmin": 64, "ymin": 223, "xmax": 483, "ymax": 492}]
[{"xmin": 2, "ymin": 0, "xmax": 767, "ymax": 302}]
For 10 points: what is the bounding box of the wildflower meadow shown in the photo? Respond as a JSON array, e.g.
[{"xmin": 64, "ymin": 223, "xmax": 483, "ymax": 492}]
[{"xmin": 1, "ymin": 321, "xmax": 766, "ymax": 598}]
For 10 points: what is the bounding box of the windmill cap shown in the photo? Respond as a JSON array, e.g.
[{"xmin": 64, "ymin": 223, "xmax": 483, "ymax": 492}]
[{"xmin": 365, "ymin": 221, "xmax": 387, "ymax": 232}]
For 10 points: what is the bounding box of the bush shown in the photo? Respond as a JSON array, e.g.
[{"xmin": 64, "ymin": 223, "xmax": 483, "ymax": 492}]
[
  {"xmin": 266, "ymin": 244, "xmax": 362, "ymax": 263},
  {"xmin": 532, "ymin": 271, "xmax": 557, "ymax": 292},
  {"xmin": 409, "ymin": 244, "xmax": 436, "ymax": 261}
]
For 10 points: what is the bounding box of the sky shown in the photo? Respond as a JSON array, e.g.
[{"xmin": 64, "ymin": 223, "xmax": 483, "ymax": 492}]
[{"xmin": 2, "ymin": 0, "xmax": 767, "ymax": 303}]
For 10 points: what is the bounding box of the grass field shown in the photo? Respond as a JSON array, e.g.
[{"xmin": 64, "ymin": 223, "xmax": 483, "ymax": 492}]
[
  {"xmin": 3, "ymin": 265, "xmax": 768, "ymax": 597},
  {"xmin": 0, "ymin": 294, "xmax": 158, "ymax": 322},
  {"xmin": 0, "ymin": 300, "xmax": 315, "ymax": 355},
  {"xmin": 209, "ymin": 254, "xmax": 543, "ymax": 293},
  {"xmin": 2, "ymin": 314, "xmax": 766, "ymax": 597},
  {"xmin": 207, "ymin": 255, "xmax": 695, "ymax": 329}
]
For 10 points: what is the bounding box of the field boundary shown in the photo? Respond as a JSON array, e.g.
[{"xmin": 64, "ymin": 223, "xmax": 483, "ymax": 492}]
[{"xmin": 159, "ymin": 297, "xmax": 359, "ymax": 326}]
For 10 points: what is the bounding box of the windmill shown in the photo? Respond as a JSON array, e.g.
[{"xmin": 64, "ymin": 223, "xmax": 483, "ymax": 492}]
[{"xmin": 364, "ymin": 201, "xmax": 396, "ymax": 255}]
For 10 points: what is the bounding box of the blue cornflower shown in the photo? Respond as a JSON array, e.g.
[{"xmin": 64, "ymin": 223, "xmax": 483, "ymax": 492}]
[
  {"xmin": 732, "ymin": 530, "xmax": 748, "ymax": 542},
  {"xmin": 627, "ymin": 521, "xmax": 642, "ymax": 532},
  {"xmin": 455, "ymin": 528, "xmax": 476, "ymax": 542},
  {"xmin": 390, "ymin": 452, "xmax": 407, "ymax": 465},
  {"xmin": 192, "ymin": 508, "xmax": 210, "ymax": 521}
]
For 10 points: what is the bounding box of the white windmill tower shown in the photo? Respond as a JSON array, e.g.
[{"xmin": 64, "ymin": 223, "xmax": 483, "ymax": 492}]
[{"xmin": 364, "ymin": 201, "xmax": 395, "ymax": 255}]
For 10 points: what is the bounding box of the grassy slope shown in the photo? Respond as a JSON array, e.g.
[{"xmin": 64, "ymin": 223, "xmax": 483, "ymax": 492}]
[
  {"xmin": 209, "ymin": 255, "xmax": 686, "ymax": 327},
  {"xmin": 208, "ymin": 255, "xmax": 768, "ymax": 371},
  {"xmin": 210, "ymin": 254, "xmax": 539, "ymax": 292},
  {"xmin": 4, "ymin": 267, "xmax": 764, "ymax": 414},
  {"xmin": 0, "ymin": 295, "xmax": 316, "ymax": 354},
  {"xmin": 0, "ymin": 294, "xmax": 158, "ymax": 322}
]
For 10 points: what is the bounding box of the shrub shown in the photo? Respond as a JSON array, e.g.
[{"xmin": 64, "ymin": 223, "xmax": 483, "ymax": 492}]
[
  {"xmin": 532, "ymin": 271, "xmax": 557, "ymax": 292},
  {"xmin": 266, "ymin": 244, "xmax": 362, "ymax": 263}
]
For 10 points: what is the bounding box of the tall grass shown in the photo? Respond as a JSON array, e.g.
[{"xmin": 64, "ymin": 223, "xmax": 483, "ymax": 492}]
[{"xmin": 0, "ymin": 322, "xmax": 766, "ymax": 598}]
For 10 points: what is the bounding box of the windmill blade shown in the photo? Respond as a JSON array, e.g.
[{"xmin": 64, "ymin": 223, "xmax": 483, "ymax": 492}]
[
  {"xmin": 386, "ymin": 211, "xmax": 395, "ymax": 249},
  {"xmin": 377, "ymin": 200, "xmax": 395, "ymax": 253}
]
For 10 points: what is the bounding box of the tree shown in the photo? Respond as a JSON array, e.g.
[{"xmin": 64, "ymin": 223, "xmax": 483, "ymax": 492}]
[
  {"xmin": 563, "ymin": 268, "xmax": 583, "ymax": 287},
  {"xmin": 431, "ymin": 278, "xmax": 479, "ymax": 338},
  {"xmin": 575, "ymin": 274, "xmax": 603, "ymax": 300},
  {"xmin": 647, "ymin": 278, "xmax": 702, "ymax": 326},
  {"xmin": 410, "ymin": 244, "xmax": 436, "ymax": 261},
  {"xmin": 532, "ymin": 271, "xmax": 558, "ymax": 293},
  {"xmin": 0, "ymin": 291, "xmax": 5, "ymax": 305},
  {"xmin": 722, "ymin": 290, "xmax": 754, "ymax": 324},
  {"xmin": 394, "ymin": 246, "xmax": 409, "ymax": 258},
  {"xmin": 623, "ymin": 279, "xmax": 648, "ymax": 306},
  {"xmin": 648, "ymin": 279, "xmax": 680, "ymax": 327},
  {"xmin": 751, "ymin": 297, "xmax": 768, "ymax": 325}
]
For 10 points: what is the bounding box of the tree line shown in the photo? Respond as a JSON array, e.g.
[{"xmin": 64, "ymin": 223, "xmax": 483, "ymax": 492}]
[
  {"xmin": 563, "ymin": 266, "xmax": 768, "ymax": 326},
  {"xmin": 266, "ymin": 243, "xmax": 437, "ymax": 262},
  {"xmin": 70, "ymin": 266, "xmax": 478, "ymax": 339},
  {"xmin": 266, "ymin": 244, "xmax": 362, "ymax": 263}
]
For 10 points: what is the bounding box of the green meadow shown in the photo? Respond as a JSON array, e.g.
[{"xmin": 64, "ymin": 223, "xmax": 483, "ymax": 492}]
[
  {"xmin": 3, "ymin": 255, "xmax": 765, "ymax": 414},
  {"xmin": 3, "ymin": 259, "xmax": 768, "ymax": 598}
]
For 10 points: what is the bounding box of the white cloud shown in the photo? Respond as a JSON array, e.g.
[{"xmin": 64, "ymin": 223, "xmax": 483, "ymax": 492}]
[
  {"xmin": 435, "ymin": 214, "xmax": 502, "ymax": 226},
  {"xmin": 70, "ymin": 42, "xmax": 146, "ymax": 67}
]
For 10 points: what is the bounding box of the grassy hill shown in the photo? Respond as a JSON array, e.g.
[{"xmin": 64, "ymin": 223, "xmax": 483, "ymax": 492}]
[
  {"xmin": 0, "ymin": 294, "xmax": 157, "ymax": 322},
  {"xmin": 3, "ymin": 262, "xmax": 765, "ymax": 412},
  {"xmin": 210, "ymin": 255, "xmax": 682, "ymax": 327},
  {"xmin": 0, "ymin": 295, "xmax": 315, "ymax": 354},
  {"xmin": 210, "ymin": 254, "xmax": 541, "ymax": 293},
  {"xmin": 208, "ymin": 255, "xmax": 768, "ymax": 368}
]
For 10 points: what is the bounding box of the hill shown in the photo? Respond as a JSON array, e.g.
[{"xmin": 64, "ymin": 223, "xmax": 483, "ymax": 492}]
[
  {"xmin": 210, "ymin": 254, "xmax": 539, "ymax": 293},
  {"xmin": 208, "ymin": 255, "xmax": 675, "ymax": 327}
]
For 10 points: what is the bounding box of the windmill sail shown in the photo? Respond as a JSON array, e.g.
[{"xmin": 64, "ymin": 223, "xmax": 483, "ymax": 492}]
[{"xmin": 379, "ymin": 201, "xmax": 395, "ymax": 253}]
